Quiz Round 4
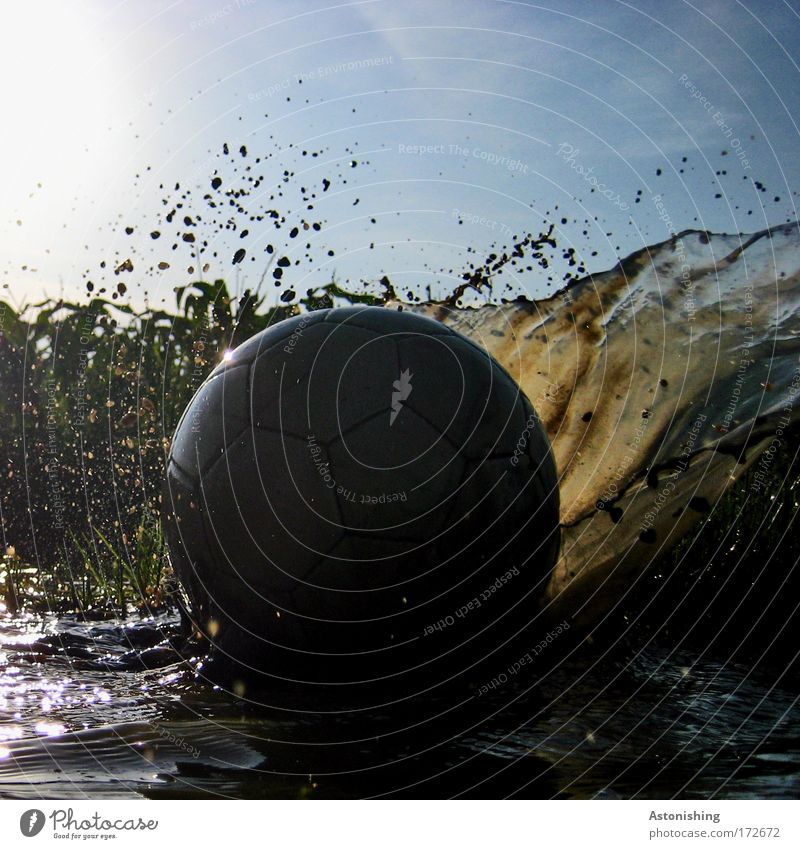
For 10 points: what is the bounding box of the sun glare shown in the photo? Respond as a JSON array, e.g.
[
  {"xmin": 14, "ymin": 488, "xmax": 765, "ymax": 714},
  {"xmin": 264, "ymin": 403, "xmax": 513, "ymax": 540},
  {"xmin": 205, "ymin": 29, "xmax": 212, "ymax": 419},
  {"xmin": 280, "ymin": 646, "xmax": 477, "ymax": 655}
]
[{"xmin": 0, "ymin": 3, "xmax": 116, "ymax": 196}]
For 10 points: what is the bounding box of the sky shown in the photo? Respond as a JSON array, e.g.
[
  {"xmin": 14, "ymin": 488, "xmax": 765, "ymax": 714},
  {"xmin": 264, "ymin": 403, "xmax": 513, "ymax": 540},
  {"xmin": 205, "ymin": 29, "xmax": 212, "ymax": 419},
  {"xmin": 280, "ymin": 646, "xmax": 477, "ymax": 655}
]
[{"xmin": 1, "ymin": 0, "xmax": 799, "ymax": 310}]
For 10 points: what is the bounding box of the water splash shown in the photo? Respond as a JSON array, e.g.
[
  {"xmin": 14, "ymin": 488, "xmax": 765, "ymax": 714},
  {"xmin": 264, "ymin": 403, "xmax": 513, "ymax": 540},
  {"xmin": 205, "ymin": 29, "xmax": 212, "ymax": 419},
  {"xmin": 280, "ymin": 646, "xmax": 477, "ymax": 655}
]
[{"xmin": 413, "ymin": 223, "xmax": 800, "ymax": 628}]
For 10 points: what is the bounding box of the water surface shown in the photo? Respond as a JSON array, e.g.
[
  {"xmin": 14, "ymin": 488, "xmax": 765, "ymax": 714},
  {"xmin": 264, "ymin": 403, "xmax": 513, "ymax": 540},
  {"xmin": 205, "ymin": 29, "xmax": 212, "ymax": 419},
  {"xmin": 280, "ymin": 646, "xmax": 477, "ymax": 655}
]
[{"xmin": 1, "ymin": 611, "xmax": 796, "ymax": 799}]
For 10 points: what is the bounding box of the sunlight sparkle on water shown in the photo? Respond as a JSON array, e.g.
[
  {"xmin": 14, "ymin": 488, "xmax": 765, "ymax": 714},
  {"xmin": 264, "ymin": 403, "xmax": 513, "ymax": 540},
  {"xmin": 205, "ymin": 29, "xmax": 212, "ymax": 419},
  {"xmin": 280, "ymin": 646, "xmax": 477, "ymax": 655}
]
[
  {"xmin": 0, "ymin": 726, "xmax": 23, "ymax": 743},
  {"xmin": 34, "ymin": 721, "xmax": 66, "ymax": 737}
]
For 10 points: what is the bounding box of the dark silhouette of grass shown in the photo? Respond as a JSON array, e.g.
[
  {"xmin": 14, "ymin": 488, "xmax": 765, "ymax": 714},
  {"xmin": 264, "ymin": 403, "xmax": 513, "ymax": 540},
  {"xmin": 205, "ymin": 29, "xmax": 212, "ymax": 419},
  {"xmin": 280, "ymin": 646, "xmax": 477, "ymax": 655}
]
[{"xmin": 0, "ymin": 278, "xmax": 372, "ymax": 614}]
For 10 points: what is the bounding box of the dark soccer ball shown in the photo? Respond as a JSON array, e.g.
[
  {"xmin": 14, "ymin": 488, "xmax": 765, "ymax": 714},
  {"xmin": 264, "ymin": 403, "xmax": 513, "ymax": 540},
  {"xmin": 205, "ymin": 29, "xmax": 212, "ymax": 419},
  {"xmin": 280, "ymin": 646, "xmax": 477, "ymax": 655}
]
[{"xmin": 163, "ymin": 306, "xmax": 559, "ymax": 702}]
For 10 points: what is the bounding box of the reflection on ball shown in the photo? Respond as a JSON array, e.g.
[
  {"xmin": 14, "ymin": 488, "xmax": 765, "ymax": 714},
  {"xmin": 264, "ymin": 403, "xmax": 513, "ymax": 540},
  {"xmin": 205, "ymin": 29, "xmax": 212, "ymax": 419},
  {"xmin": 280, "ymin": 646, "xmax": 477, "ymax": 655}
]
[{"xmin": 164, "ymin": 306, "xmax": 560, "ymax": 702}]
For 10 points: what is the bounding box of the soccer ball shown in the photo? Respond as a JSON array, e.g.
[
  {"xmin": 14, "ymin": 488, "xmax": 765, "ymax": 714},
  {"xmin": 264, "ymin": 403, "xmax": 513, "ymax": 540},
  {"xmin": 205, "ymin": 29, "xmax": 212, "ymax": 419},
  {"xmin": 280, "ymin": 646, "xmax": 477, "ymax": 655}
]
[{"xmin": 163, "ymin": 306, "xmax": 559, "ymax": 702}]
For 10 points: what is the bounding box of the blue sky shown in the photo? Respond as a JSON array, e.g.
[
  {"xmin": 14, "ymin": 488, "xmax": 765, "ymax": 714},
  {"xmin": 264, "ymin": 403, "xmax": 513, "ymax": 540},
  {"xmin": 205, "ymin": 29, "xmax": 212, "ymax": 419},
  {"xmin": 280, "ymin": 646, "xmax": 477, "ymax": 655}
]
[{"xmin": 1, "ymin": 0, "xmax": 799, "ymax": 309}]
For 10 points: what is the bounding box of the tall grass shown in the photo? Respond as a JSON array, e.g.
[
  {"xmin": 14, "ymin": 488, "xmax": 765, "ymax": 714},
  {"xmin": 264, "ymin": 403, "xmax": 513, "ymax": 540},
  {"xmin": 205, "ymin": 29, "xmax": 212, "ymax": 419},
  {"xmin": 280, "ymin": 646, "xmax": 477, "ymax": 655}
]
[{"xmin": 0, "ymin": 277, "xmax": 377, "ymax": 614}]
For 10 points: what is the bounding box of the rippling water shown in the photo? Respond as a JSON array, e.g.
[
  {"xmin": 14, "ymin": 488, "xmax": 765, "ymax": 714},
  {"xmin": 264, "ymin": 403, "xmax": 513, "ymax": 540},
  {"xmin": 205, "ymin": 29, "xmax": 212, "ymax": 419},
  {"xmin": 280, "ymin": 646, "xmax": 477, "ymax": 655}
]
[{"xmin": 1, "ymin": 612, "xmax": 796, "ymax": 799}]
